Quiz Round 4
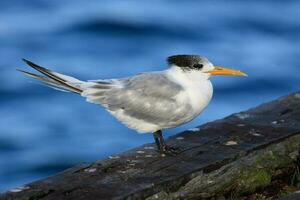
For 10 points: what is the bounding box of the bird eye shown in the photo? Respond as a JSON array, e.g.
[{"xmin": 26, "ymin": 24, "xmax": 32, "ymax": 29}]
[{"xmin": 193, "ymin": 64, "xmax": 204, "ymax": 69}]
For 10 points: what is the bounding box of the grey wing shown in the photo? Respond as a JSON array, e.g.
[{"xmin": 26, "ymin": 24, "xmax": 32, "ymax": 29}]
[{"xmin": 81, "ymin": 73, "xmax": 192, "ymax": 127}]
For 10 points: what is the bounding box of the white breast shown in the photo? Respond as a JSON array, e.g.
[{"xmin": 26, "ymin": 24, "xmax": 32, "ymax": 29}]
[{"xmin": 166, "ymin": 66, "xmax": 213, "ymax": 119}]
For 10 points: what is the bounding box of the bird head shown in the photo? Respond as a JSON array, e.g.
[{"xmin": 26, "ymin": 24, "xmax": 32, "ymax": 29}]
[{"xmin": 167, "ymin": 55, "xmax": 247, "ymax": 77}]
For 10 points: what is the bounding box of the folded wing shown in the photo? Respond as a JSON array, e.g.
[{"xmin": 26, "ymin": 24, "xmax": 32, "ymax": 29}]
[{"xmin": 82, "ymin": 73, "xmax": 192, "ymax": 132}]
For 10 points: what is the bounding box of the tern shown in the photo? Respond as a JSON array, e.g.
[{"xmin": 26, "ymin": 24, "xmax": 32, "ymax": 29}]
[{"xmin": 18, "ymin": 55, "xmax": 246, "ymax": 155}]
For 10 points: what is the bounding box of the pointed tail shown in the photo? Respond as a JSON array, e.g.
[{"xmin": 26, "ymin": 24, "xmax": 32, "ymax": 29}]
[{"xmin": 18, "ymin": 59, "xmax": 83, "ymax": 94}]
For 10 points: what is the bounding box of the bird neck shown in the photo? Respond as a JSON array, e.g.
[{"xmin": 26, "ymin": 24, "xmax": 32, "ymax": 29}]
[
  {"xmin": 166, "ymin": 65, "xmax": 210, "ymax": 86},
  {"xmin": 165, "ymin": 65, "xmax": 213, "ymax": 115}
]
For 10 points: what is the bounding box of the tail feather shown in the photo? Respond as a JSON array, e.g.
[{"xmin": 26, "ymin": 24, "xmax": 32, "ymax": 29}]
[
  {"xmin": 17, "ymin": 69, "xmax": 80, "ymax": 93},
  {"xmin": 20, "ymin": 59, "xmax": 83, "ymax": 94}
]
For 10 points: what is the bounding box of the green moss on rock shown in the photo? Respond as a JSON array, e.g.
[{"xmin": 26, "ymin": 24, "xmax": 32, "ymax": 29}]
[{"xmin": 238, "ymin": 168, "xmax": 272, "ymax": 193}]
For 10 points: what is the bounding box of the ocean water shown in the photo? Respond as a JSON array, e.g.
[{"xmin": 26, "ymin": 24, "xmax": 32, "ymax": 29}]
[{"xmin": 0, "ymin": 0, "xmax": 300, "ymax": 192}]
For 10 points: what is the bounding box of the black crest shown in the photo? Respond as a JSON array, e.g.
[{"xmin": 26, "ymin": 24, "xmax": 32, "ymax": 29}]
[{"xmin": 167, "ymin": 55, "xmax": 205, "ymax": 69}]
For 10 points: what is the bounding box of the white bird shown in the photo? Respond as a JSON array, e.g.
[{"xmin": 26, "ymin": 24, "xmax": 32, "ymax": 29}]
[{"xmin": 18, "ymin": 55, "xmax": 246, "ymax": 155}]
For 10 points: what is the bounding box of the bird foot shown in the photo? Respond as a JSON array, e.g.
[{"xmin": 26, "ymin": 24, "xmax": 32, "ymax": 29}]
[
  {"xmin": 153, "ymin": 130, "xmax": 181, "ymax": 156},
  {"xmin": 158, "ymin": 145, "xmax": 181, "ymax": 156}
]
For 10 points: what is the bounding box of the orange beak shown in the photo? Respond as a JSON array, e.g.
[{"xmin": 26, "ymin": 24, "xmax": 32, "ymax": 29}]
[{"xmin": 208, "ymin": 66, "xmax": 247, "ymax": 77}]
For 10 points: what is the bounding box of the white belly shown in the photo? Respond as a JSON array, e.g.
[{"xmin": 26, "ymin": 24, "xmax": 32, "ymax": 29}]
[{"xmin": 108, "ymin": 109, "xmax": 161, "ymax": 133}]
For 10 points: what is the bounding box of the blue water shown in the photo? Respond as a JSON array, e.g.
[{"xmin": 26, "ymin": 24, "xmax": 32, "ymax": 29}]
[{"xmin": 0, "ymin": 0, "xmax": 300, "ymax": 192}]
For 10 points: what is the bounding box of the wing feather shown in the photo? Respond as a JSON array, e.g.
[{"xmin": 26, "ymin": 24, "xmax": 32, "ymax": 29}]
[{"xmin": 82, "ymin": 73, "xmax": 192, "ymax": 128}]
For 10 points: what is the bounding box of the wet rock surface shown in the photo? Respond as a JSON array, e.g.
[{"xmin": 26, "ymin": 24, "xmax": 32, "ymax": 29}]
[{"xmin": 1, "ymin": 91, "xmax": 300, "ymax": 200}]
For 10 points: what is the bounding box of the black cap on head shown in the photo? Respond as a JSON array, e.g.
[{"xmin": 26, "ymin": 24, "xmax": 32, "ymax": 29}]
[{"xmin": 167, "ymin": 55, "xmax": 206, "ymax": 69}]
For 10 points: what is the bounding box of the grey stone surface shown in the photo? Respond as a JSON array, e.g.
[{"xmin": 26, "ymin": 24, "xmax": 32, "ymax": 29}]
[{"xmin": 1, "ymin": 91, "xmax": 300, "ymax": 200}]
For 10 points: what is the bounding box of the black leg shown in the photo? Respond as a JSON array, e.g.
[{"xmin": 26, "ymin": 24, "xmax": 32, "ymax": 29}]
[
  {"xmin": 153, "ymin": 130, "xmax": 166, "ymax": 152},
  {"xmin": 152, "ymin": 130, "xmax": 180, "ymax": 156}
]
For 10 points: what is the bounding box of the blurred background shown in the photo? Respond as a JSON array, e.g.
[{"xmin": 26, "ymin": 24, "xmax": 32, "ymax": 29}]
[{"xmin": 0, "ymin": 0, "xmax": 299, "ymax": 192}]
